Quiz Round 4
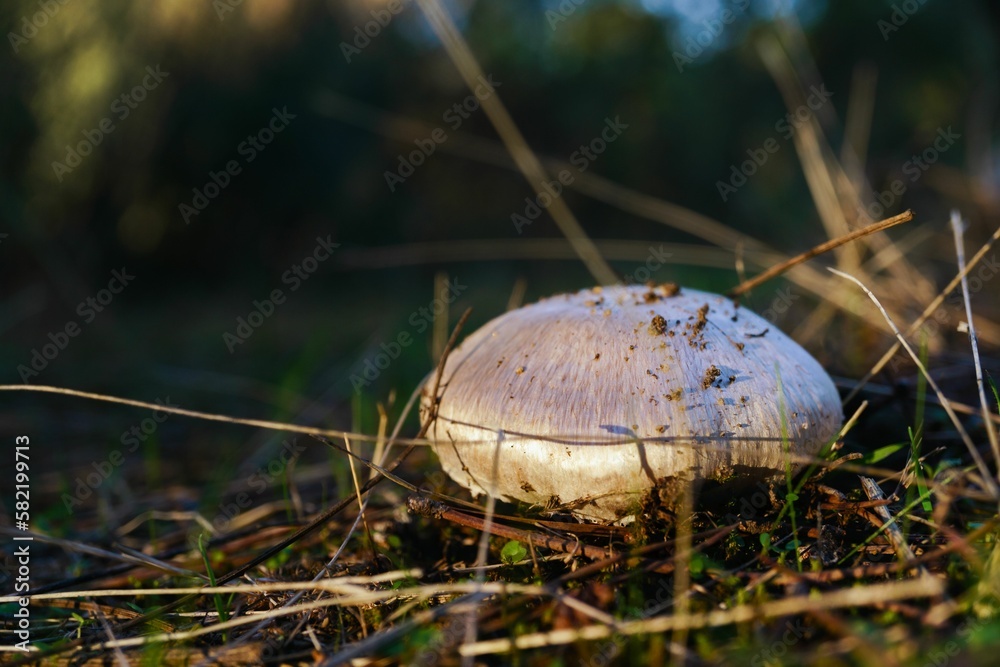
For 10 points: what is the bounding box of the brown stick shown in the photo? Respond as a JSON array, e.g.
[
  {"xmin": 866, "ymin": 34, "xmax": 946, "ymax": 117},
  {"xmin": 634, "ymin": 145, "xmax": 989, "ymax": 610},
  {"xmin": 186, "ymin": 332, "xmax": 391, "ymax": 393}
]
[
  {"xmin": 409, "ymin": 494, "xmax": 739, "ymax": 577},
  {"xmin": 727, "ymin": 210, "xmax": 914, "ymax": 297},
  {"xmin": 407, "ymin": 496, "xmax": 614, "ymax": 563}
]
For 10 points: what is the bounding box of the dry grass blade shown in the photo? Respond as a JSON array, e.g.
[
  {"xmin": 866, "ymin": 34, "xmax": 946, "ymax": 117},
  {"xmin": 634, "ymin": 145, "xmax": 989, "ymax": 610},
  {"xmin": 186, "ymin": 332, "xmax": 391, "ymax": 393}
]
[
  {"xmin": 313, "ymin": 90, "xmax": 772, "ymax": 261},
  {"xmin": 458, "ymin": 577, "xmax": 945, "ymax": 656},
  {"xmin": 757, "ymin": 35, "xmax": 858, "ymax": 271},
  {"xmin": 950, "ymin": 210, "xmax": 1000, "ymax": 475},
  {"xmin": 463, "ymin": 434, "xmax": 504, "ymax": 666},
  {"xmin": 0, "ymin": 384, "xmax": 434, "ymax": 446},
  {"xmin": 829, "ymin": 267, "xmax": 999, "ymax": 498},
  {"xmin": 34, "ymin": 597, "xmax": 390, "ymax": 654},
  {"xmin": 413, "ymin": 0, "xmax": 616, "ymax": 285},
  {"xmin": 728, "ymin": 210, "xmax": 913, "ymax": 297},
  {"xmin": 766, "ymin": 22, "xmax": 933, "ymax": 306},
  {"xmin": 670, "ymin": 479, "xmax": 694, "ymax": 666},
  {"xmin": 841, "ymin": 62, "xmax": 877, "ymax": 183},
  {"xmin": 837, "ymin": 400, "xmax": 868, "ymax": 440},
  {"xmin": 845, "ymin": 222, "xmax": 1000, "ymax": 403},
  {"xmin": 90, "ymin": 601, "xmax": 131, "ymax": 667},
  {"xmin": 0, "ymin": 528, "xmax": 204, "ymax": 580},
  {"xmin": 0, "ymin": 570, "xmax": 422, "ymax": 605}
]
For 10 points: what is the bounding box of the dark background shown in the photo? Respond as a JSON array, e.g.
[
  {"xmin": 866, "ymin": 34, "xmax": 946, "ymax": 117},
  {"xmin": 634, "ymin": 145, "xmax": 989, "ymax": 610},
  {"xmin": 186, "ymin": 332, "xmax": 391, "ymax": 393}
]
[{"xmin": 1, "ymin": 0, "xmax": 999, "ymax": 526}]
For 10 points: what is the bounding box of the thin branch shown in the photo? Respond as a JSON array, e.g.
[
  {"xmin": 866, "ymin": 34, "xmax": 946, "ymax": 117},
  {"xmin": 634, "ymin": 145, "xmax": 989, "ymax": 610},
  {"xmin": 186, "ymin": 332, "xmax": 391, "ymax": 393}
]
[
  {"xmin": 728, "ymin": 210, "xmax": 913, "ymax": 297},
  {"xmin": 950, "ymin": 210, "xmax": 1000, "ymax": 477},
  {"xmin": 0, "ymin": 384, "xmax": 432, "ymax": 446},
  {"xmin": 406, "ymin": 496, "xmax": 615, "ymax": 564},
  {"xmin": 458, "ymin": 577, "xmax": 944, "ymax": 656},
  {"xmin": 858, "ymin": 476, "xmax": 926, "ymax": 577}
]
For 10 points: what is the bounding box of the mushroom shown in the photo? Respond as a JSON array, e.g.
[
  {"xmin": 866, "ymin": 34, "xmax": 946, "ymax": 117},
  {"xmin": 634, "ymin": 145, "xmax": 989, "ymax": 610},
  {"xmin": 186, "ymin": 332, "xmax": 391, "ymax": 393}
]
[{"xmin": 420, "ymin": 284, "xmax": 842, "ymax": 523}]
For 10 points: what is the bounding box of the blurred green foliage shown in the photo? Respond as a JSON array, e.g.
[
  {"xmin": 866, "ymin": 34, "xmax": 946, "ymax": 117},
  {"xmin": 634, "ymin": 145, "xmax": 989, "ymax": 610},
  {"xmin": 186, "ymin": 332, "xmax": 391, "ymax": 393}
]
[{"xmin": 1, "ymin": 0, "xmax": 998, "ymax": 481}]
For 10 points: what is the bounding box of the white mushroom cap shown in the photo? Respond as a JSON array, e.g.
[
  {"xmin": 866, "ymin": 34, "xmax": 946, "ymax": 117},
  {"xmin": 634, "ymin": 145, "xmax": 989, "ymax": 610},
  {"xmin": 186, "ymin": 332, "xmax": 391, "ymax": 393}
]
[{"xmin": 421, "ymin": 284, "xmax": 842, "ymax": 523}]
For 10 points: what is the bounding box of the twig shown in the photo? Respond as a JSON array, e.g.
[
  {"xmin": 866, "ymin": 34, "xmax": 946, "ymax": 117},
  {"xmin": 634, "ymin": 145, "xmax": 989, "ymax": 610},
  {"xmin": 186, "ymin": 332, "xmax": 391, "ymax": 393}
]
[
  {"xmin": 950, "ymin": 210, "xmax": 1000, "ymax": 477},
  {"xmin": 858, "ymin": 476, "xmax": 926, "ymax": 577},
  {"xmin": 554, "ymin": 524, "xmax": 737, "ymax": 583},
  {"xmin": 458, "ymin": 577, "xmax": 944, "ymax": 656},
  {"xmin": 728, "ymin": 210, "xmax": 913, "ymax": 297},
  {"xmin": 0, "ymin": 528, "xmax": 204, "ymax": 580},
  {"xmin": 406, "ymin": 496, "xmax": 614, "ymax": 564},
  {"xmin": 0, "ymin": 570, "xmax": 421, "ymax": 604},
  {"xmin": 0, "ymin": 384, "xmax": 432, "ymax": 446}
]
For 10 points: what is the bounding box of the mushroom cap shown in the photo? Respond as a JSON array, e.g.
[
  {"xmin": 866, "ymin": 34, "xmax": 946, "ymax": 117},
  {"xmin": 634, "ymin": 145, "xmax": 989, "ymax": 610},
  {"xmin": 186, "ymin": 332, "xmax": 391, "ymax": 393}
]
[{"xmin": 421, "ymin": 284, "xmax": 843, "ymax": 522}]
